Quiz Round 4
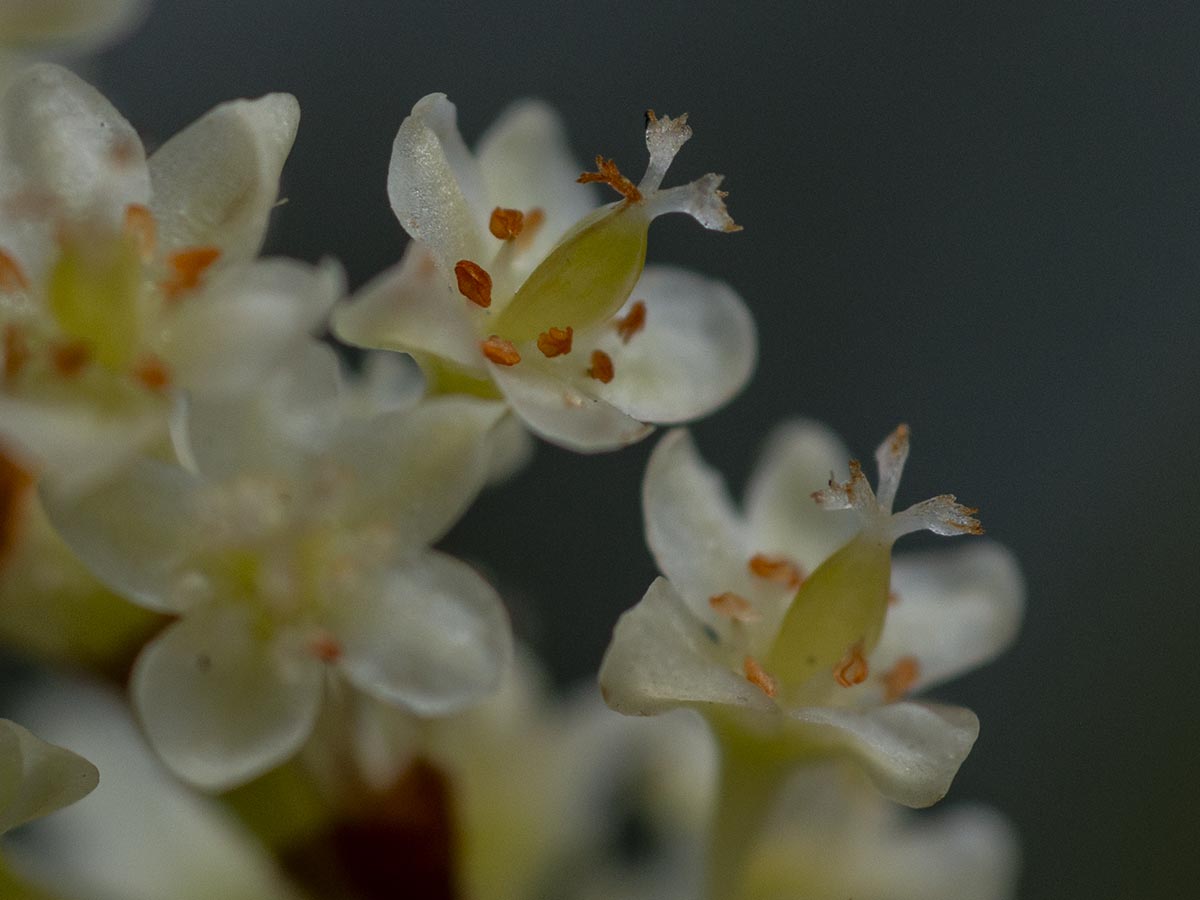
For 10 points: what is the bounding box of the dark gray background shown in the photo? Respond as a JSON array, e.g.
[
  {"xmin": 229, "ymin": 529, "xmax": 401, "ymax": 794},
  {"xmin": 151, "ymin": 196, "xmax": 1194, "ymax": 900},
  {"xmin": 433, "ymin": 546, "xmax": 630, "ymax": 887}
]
[{"xmin": 88, "ymin": 2, "xmax": 1199, "ymax": 897}]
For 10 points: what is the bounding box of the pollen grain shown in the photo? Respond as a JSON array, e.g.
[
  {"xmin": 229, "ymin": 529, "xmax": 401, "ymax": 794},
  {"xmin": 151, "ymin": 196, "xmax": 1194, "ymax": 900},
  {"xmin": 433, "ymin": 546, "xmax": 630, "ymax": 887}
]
[
  {"xmin": 536, "ymin": 326, "xmax": 574, "ymax": 358},
  {"xmin": 709, "ymin": 591, "xmax": 760, "ymax": 622},
  {"xmin": 481, "ymin": 335, "xmax": 521, "ymax": 366},
  {"xmin": 454, "ymin": 259, "xmax": 493, "ymax": 308},
  {"xmin": 743, "ymin": 656, "xmax": 778, "ymax": 698},
  {"xmin": 0, "ymin": 249, "xmax": 29, "ymax": 293},
  {"xmin": 748, "ymin": 553, "xmax": 805, "ymax": 590},
  {"xmin": 882, "ymin": 656, "xmax": 920, "ymax": 702},
  {"xmin": 586, "ymin": 349, "xmax": 614, "ymax": 383},
  {"xmin": 162, "ymin": 246, "xmax": 221, "ymax": 300},
  {"xmin": 614, "ymin": 300, "xmax": 646, "ymax": 343},
  {"xmin": 833, "ymin": 640, "xmax": 869, "ymax": 688},
  {"xmin": 488, "ymin": 207, "xmax": 525, "ymax": 240}
]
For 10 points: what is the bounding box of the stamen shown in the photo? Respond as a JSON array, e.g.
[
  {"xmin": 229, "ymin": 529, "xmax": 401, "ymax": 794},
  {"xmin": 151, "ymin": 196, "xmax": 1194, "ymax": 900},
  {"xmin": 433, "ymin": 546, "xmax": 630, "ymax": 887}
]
[
  {"xmin": 162, "ymin": 247, "xmax": 221, "ymax": 300},
  {"xmin": 0, "ymin": 249, "xmax": 29, "ymax": 293},
  {"xmin": 51, "ymin": 341, "xmax": 90, "ymax": 378},
  {"xmin": 123, "ymin": 204, "xmax": 157, "ymax": 262},
  {"xmin": 488, "ymin": 207, "xmax": 525, "ymax": 240},
  {"xmin": 309, "ymin": 633, "xmax": 344, "ymax": 664},
  {"xmin": 747, "ymin": 553, "xmax": 805, "ymax": 590},
  {"xmin": 481, "ymin": 335, "xmax": 521, "ymax": 366},
  {"xmin": 536, "ymin": 326, "xmax": 573, "ymax": 358},
  {"xmin": 454, "ymin": 259, "xmax": 493, "ymax": 308},
  {"xmin": 3, "ymin": 324, "xmax": 31, "ymax": 384},
  {"xmin": 833, "ymin": 640, "xmax": 869, "ymax": 688},
  {"xmin": 614, "ymin": 300, "xmax": 647, "ymax": 343},
  {"xmin": 577, "ymin": 156, "xmax": 643, "ymax": 203},
  {"xmin": 0, "ymin": 445, "xmax": 34, "ymax": 566},
  {"xmin": 882, "ymin": 656, "xmax": 920, "ymax": 702},
  {"xmin": 132, "ymin": 355, "xmax": 172, "ymax": 393},
  {"xmin": 586, "ymin": 349, "xmax": 614, "ymax": 383},
  {"xmin": 743, "ymin": 655, "xmax": 778, "ymax": 698},
  {"xmin": 709, "ymin": 591, "xmax": 761, "ymax": 622},
  {"xmin": 514, "ymin": 208, "xmax": 546, "ymax": 250}
]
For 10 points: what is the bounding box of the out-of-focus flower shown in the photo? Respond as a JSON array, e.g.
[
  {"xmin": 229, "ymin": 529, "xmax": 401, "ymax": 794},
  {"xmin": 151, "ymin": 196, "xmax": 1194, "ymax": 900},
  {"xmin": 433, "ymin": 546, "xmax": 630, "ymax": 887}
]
[
  {"xmin": 0, "ymin": 718, "xmax": 96, "ymax": 836},
  {"xmin": 43, "ymin": 348, "xmax": 513, "ymax": 790},
  {"xmin": 0, "ymin": 64, "xmax": 333, "ymax": 492},
  {"xmin": 334, "ymin": 94, "xmax": 756, "ymax": 453}
]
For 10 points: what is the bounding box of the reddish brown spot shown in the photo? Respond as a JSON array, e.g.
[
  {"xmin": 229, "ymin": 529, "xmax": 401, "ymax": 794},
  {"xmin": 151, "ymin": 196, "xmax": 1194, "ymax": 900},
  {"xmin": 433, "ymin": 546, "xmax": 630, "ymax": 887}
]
[
  {"xmin": 123, "ymin": 204, "xmax": 157, "ymax": 261},
  {"xmin": 310, "ymin": 633, "xmax": 343, "ymax": 664},
  {"xmin": 614, "ymin": 299, "xmax": 647, "ymax": 343},
  {"xmin": 743, "ymin": 656, "xmax": 777, "ymax": 698},
  {"xmin": 488, "ymin": 207, "xmax": 525, "ymax": 240},
  {"xmin": 132, "ymin": 355, "xmax": 172, "ymax": 392},
  {"xmin": 0, "ymin": 249, "xmax": 29, "ymax": 293},
  {"xmin": 481, "ymin": 335, "xmax": 520, "ymax": 366},
  {"xmin": 577, "ymin": 156, "xmax": 643, "ymax": 202},
  {"xmin": 882, "ymin": 656, "xmax": 921, "ymax": 702},
  {"xmin": 109, "ymin": 135, "xmax": 141, "ymax": 168},
  {"xmin": 747, "ymin": 553, "xmax": 805, "ymax": 590},
  {"xmin": 586, "ymin": 349, "xmax": 614, "ymax": 383},
  {"xmin": 834, "ymin": 640, "xmax": 869, "ymax": 688},
  {"xmin": 887, "ymin": 423, "xmax": 910, "ymax": 456},
  {"xmin": 709, "ymin": 591, "xmax": 759, "ymax": 622},
  {"xmin": 0, "ymin": 445, "xmax": 34, "ymax": 567},
  {"xmin": 453, "ymin": 259, "xmax": 492, "ymax": 308},
  {"xmin": 51, "ymin": 341, "xmax": 90, "ymax": 378},
  {"xmin": 515, "ymin": 207, "xmax": 546, "ymax": 250},
  {"xmin": 162, "ymin": 246, "xmax": 221, "ymax": 300},
  {"xmin": 536, "ymin": 326, "xmax": 573, "ymax": 358},
  {"xmin": 887, "ymin": 590, "xmax": 900, "ymax": 606},
  {"xmin": 3, "ymin": 324, "xmax": 31, "ymax": 385}
]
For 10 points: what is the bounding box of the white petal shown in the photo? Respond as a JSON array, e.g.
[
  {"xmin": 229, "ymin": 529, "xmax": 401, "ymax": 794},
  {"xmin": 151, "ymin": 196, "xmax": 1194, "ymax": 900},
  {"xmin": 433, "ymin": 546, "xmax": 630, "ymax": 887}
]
[
  {"xmin": 0, "ymin": 0, "xmax": 147, "ymax": 49},
  {"xmin": 476, "ymin": 99, "xmax": 598, "ymax": 265},
  {"xmin": 388, "ymin": 93, "xmax": 486, "ymax": 274},
  {"xmin": 159, "ymin": 257, "xmax": 342, "ymax": 397},
  {"xmin": 40, "ymin": 458, "xmax": 201, "ymax": 613},
  {"xmin": 149, "ymin": 93, "xmax": 299, "ymax": 262},
  {"xmin": 131, "ymin": 605, "xmax": 323, "ymax": 791},
  {"xmin": 599, "ymin": 578, "xmax": 776, "ymax": 716},
  {"xmin": 874, "ymin": 542, "xmax": 1024, "ymax": 691},
  {"xmin": 786, "ymin": 701, "xmax": 979, "ymax": 808},
  {"xmin": 333, "ymin": 551, "xmax": 512, "ymax": 716},
  {"xmin": 744, "ymin": 419, "xmax": 861, "ymax": 572},
  {"xmin": 484, "ymin": 409, "xmax": 535, "ymax": 484},
  {"xmin": 341, "ymin": 351, "xmax": 426, "ymax": 420},
  {"xmin": 489, "ymin": 356, "xmax": 653, "ymax": 452},
  {"xmin": 588, "ymin": 266, "xmax": 756, "ymax": 424},
  {"xmin": 0, "ymin": 719, "xmax": 97, "ymax": 834}
]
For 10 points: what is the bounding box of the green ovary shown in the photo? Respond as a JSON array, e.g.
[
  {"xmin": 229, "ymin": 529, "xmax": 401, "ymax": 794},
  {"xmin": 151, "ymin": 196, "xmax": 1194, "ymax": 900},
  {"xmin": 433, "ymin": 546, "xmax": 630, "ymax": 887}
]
[
  {"xmin": 47, "ymin": 235, "xmax": 144, "ymax": 371},
  {"xmin": 491, "ymin": 203, "xmax": 648, "ymax": 342}
]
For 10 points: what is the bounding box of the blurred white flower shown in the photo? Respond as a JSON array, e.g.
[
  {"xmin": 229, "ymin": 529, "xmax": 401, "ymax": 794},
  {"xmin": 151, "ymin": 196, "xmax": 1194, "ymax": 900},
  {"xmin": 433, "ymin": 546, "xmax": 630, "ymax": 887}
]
[
  {"xmin": 42, "ymin": 349, "xmax": 513, "ymax": 790},
  {"xmin": 334, "ymin": 94, "xmax": 756, "ymax": 453}
]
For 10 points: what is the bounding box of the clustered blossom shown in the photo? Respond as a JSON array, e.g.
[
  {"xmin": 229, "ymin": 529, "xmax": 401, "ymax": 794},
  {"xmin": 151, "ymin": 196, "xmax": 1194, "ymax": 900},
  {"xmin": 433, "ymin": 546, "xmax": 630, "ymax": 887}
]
[{"xmin": 0, "ymin": 35, "xmax": 1024, "ymax": 900}]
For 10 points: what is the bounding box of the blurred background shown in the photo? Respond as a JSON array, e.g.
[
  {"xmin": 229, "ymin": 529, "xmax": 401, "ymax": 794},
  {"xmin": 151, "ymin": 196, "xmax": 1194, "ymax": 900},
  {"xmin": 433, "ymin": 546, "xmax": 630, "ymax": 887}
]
[{"xmin": 73, "ymin": 1, "xmax": 1199, "ymax": 897}]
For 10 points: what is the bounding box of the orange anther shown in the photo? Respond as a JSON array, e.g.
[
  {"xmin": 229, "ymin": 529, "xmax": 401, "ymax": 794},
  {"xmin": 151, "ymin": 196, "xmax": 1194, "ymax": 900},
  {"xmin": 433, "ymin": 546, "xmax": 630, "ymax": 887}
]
[
  {"xmin": 515, "ymin": 207, "xmax": 546, "ymax": 250},
  {"xmin": 833, "ymin": 640, "xmax": 869, "ymax": 688},
  {"xmin": 614, "ymin": 300, "xmax": 647, "ymax": 343},
  {"xmin": 747, "ymin": 553, "xmax": 805, "ymax": 590},
  {"xmin": 123, "ymin": 204, "xmax": 157, "ymax": 261},
  {"xmin": 743, "ymin": 656, "xmax": 777, "ymax": 698},
  {"xmin": 0, "ymin": 445, "xmax": 34, "ymax": 567},
  {"xmin": 454, "ymin": 259, "xmax": 493, "ymax": 308},
  {"xmin": 162, "ymin": 246, "xmax": 221, "ymax": 300},
  {"xmin": 577, "ymin": 156, "xmax": 643, "ymax": 203},
  {"xmin": 310, "ymin": 633, "xmax": 343, "ymax": 664},
  {"xmin": 586, "ymin": 349, "xmax": 614, "ymax": 383},
  {"xmin": 481, "ymin": 335, "xmax": 521, "ymax": 366},
  {"xmin": 709, "ymin": 591, "xmax": 760, "ymax": 622},
  {"xmin": 882, "ymin": 656, "xmax": 921, "ymax": 702},
  {"xmin": 132, "ymin": 355, "xmax": 172, "ymax": 393},
  {"xmin": 3, "ymin": 324, "xmax": 31, "ymax": 384},
  {"xmin": 536, "ymin": 326, "xmax": 574, "ymax": 358},
  {"xmin": 488, "ymin": 207, "xmax": 525, "ymax": 240},
  {"xmin": 0, "ymin": 249, "xmax": 29, "ymax": 293},
  {"xmin": 51, "ymin": 341, "xmax": 90, "ymax": 378}
]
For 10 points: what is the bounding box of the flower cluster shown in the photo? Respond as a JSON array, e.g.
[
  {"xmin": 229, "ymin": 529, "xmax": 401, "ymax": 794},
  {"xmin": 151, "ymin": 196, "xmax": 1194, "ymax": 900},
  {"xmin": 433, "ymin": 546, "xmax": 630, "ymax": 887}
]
[{"xmin": 0, "ymin": 17, "xmax": 1023, "ymax": 900}]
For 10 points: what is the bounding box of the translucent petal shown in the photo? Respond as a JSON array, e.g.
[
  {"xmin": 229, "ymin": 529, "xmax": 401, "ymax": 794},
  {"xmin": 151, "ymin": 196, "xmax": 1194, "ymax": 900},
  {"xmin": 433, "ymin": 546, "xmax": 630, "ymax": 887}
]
[
  {"xmin": 131, "ymin": 605, "xmax": 323, "ymax": 791},
  {"xmin": 785, "ymin": 701, "xmax": 979, "ymax": 808},
  {"xmin": 599, "ymin": 578, "xmax": 776, "ymax": 717},
  {"xmin": 0, "ymin": 0, "xmax": 147, "ymax": 49},
  {"xmin": 341, "ymin": 351, "xmax": 426, "ymax": 420},
  {"xmin": 744, "ymin": 419, "xmax": 861, "ymax": 572},
  {"xmin": 149, "ymin": 93, "xmax": 299, "ymax": 263},
  {"xmin": 333, "ymin": 551, "xmax": 511, "ymax": 716},
  {"xmin": 0, "ymin": 719, "xmax": 97, "ymax": 834},
  {"xmin": 484, "ymin": 410, "xmax": 535, "ymax": 484},
  {"xmin": 587, "ymin": 265, "xmax": 756, "ymax": 423}
]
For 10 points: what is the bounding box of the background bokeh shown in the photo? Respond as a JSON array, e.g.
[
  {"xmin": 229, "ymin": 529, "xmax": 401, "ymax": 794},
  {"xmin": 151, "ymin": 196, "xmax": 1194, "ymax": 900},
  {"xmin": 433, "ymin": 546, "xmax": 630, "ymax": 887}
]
[{"xmin": 80, "ymin": 1, "xmax": 1199, "ymax": 897}]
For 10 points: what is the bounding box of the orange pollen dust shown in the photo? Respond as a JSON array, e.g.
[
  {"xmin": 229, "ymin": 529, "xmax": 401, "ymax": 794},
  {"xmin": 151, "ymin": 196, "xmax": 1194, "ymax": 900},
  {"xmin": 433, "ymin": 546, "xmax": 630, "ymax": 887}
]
[
  {"xmin": 3, "ymin": 324, "xmax": 31, "ymax": 384},
  {"xmin": 743, "ymin": 656, "xmax": 777, "ymax": 698},
  {"xmin": 614, "ymin": 300, "xmax": 646, "ymax": 343},
  {"xmin": 0, "ymin": 444, "xmax": 34, "ymax": 567},
  {"xmin": 123, "ymin": 204, "xmax": 157, "ymax": 261},
  {"xmin": 586, "ymin": 349, "xmax": 614, "ymax": 383},
  {"xmin": 747, "ymin": 553, "xmax": 805, "ymax": 590},
  {"xmin": 310, "ymin": 633, "xmax": 344, "ymax": 664},
  {"xmin": 577, "ymin": 156, "xmax": 643, "ymax": 203},
  {"xmin": 481, "ymin": 335, "xmax": 521, "ymax": 366},
  {"xmin": 488, "ymin": 207, "xmax": 525, "ymax": 240},
  {"xmin": 51, "ymin": 341, "xmax": 90, "ymax": 378},
  {"xmin": 454, "ymin": 259, "xmax": 493, "ymax": 308},
  {"xmin": 536, "ymin": 326, "xmax": 574, "ymax": 358},
  {"xmin": 834, "ymin": 640, "xmax": 869, "ymax": 688},
  {"xmin": 162, "ymin": 246, "xmax": 221, "ymax": 300},
  {"xmin": 132, "ymin": 355, "xmax": 172, "ymax": 393},
  {"xmin": 709, "ymin": 591, "xmax": 760, "ymax": 622},
  {"xmin": 882, "ymin": 656, "xmax": 920, "ymax": 702},
  {"xmin": 0, "ymin": 249, "xmax": 29, "ymax": 293}
]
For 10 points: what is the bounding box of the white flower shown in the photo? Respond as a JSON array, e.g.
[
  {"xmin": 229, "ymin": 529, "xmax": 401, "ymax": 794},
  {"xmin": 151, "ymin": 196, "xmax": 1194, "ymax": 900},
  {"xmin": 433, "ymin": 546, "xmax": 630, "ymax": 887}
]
[
  {"xmin": 0, "ymin": 718, "xmax": 97, "ymax": 836},
  {"xmin": 600, "ymin": 422, "xmax": 1023, "ymax": 809},
  {"xmin": 43, "ymin": 348, "xmax": 513, "ymax": 790},
  {"xmin": 0, "ymin": 64, "xmax": 335, "ymax": 492},
  {"xmin": 333, "ymin": 94, "xmax": 756, "ymax": 452}
]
